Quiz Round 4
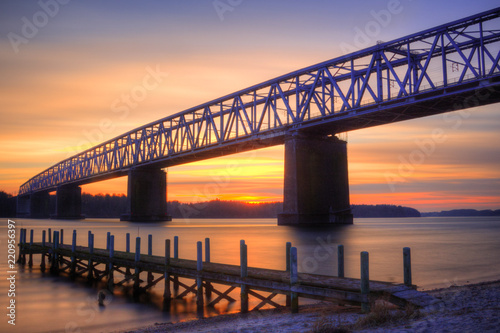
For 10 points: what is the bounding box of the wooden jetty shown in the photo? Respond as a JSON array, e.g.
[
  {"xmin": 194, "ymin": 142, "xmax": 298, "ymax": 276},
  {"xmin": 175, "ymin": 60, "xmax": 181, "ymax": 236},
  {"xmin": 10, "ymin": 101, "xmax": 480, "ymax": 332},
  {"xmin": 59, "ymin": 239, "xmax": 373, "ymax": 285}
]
[{"xmin": 17, "ymin": 228, "xmax": 438, "ymax": 314}]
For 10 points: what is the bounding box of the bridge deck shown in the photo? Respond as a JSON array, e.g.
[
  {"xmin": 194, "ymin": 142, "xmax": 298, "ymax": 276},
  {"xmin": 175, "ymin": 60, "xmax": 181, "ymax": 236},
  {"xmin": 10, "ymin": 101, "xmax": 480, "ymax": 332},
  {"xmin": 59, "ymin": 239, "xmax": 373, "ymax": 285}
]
[
  {"xmin": 24, "ymin": 242, "xmax": 438, "ymax": 310},
  {"xmin": 18, "ymin": 7, "xmax": 500, "ymax": 197}
]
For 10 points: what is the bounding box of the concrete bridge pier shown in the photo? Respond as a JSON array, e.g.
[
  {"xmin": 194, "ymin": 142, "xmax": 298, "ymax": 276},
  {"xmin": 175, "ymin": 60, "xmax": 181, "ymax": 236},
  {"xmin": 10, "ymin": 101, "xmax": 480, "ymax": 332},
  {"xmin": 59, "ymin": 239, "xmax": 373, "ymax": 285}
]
[
  {"xmin": 30, "ymin": 191, "xmax": 51, "ymax": 218},
  {"xmin": 120, "ymin": 167, "xmax": 171, "ymax": 222},
  {"xmin": 16, "ymin": 195, "xmax": 31, "ymax": 218},
  {"xmin": 53, "ymin": 185, "xmax": 84, "ymax": 219},
  {"xmin": 278, "ymin": 133, "xmax": 353, "ymax": 225},
  {"xmin": 16, "ymin": 192, "xmax": 51, "ymax": 219}
]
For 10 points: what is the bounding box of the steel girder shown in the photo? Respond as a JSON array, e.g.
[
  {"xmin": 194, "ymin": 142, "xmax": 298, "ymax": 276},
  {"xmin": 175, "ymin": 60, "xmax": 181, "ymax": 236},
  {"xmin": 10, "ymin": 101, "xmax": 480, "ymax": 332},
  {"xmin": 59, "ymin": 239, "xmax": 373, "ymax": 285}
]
[{"xmin": 19, "ymin": 8, "xmax": 500, "ymax": 195}]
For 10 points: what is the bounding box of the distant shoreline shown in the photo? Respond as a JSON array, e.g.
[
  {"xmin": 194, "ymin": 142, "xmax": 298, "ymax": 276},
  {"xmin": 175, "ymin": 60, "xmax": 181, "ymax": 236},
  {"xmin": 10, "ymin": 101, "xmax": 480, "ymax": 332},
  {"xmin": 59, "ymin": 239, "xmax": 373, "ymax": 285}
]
[{"xmin": 1, "ymin": 190, "xmax": 499, "ymax": 219}]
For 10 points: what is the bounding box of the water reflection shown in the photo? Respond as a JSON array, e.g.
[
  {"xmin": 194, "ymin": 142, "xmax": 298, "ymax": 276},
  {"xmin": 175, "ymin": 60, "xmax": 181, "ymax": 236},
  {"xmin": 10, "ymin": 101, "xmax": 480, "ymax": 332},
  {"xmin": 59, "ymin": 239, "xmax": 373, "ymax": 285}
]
[{"xmin": 1, "ymin": 217, "xmax": 499, "ymax": 332}]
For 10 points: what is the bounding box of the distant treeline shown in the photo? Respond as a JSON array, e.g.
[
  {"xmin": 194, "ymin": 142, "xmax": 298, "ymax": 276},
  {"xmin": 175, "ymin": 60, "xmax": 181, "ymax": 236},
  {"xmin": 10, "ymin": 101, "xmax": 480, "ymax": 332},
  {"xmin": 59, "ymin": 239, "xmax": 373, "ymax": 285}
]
[
  {"xmin": 422, "ymin": 209, "xmax": 500, "ymax": 217},
  {"xmin": 1, "ymin": 191, "xmax": 424, "ymax": 218},
  {"xmin": 351, "ymin": 204, "xmax": 420, "ymax": 218},
  {"xmin": 0, "ymin": 191, "xmax": 16, "ymax": 217},
  {"xmin": 168, "ymin": 200, "xmax": 283, "ymax": 219}
]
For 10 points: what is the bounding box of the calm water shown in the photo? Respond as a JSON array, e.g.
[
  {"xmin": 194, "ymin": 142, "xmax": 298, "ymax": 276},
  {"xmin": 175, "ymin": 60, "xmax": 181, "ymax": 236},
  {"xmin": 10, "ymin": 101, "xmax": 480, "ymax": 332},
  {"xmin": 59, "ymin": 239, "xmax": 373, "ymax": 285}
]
[{"xmin": 1, "ymin": 217, "xmax": 499, "ymax": 332}]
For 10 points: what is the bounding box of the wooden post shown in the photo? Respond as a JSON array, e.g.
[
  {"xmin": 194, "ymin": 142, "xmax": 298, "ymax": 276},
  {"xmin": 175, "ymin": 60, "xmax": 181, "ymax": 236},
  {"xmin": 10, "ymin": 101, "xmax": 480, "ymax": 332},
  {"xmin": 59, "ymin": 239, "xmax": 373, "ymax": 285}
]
[
  {"xmin": 403, "ymin": 247, "xmax": 412, "ymax": 287},
  {"xmin": 174, "ymin": 236, "xmax": 179, "ymax": 258},
  {"xmin": 71, "ymin": 230, "xmax": 77, "ymax": 253},
  {"xmin": 285, "ymin": 242, "xmax": 292, "ymax": 306},
  {"xmin": 54, "ymin": 230, "xmax": 59, "ymax": 270},
  {"xmin": 70, "ymin": 230, "xmax": 77, "ymax": 279},
  {"xmin": 51, "ymin": 231, "xmax": 59, "ymax": 274},
  {"xmin": 106, "ymin": 232, "xmax": 111, "ymax": 250},
  {"xmin": 338, "ymin": 244, "xmax": 344, "ymax": 278},
  {"xmin": 28, "ymin": 229, "xmax": 33, "ymax": 267},
  {"xmin": 16, "ymin": 229, "xmax": 21, "ymax": 264},
  {"xmin": 290, "ymin": 246, "xmax": 299, "ymax": 313},
  {"xmin": 204, "ymin": 238, "xmax": 210, "ymax": 263},
  {"xmin": 148, "ymin": 234, "xmax": 153, "ymax": 255},
  {"xmin": 173, "ymin": 236, "xmax": 179, "ymax": 292},
  {"xmin": 204, "ymin": 238, "xmax": 212, "ymax": 298},
  {"xmin": 286, "ymin": 242, "xmax": 292, "ymax": 271},
  {"xmin": 240, "ymin": 240, "xmax": 248, "ymax": 313},
  {"xmin": 18, "ymin": 229, "xmax": 25, "ymax": 265},
  {"xmin": 125, "ymin": 233, "xmax": 131, "ymax": 277},
  {"xmin": 60, "ymin": 229, "xmax": 64, "ymax": 245},
  {"xmin": 147, "ymin": 234, "xmax": 153, "ymax": 285},
  {"xmin": 23, "ymin": 229, "xmax": 27, "ymax": 265},
  {"xmin": 108, "ymin": 235, "xmax": 115, "ymax": 292},
  {"xmin": 163, "ymin": 239, "xmax": 171, "ymax": 305},
  {"xmin": 104, "ymin": 233, "xmax": 110, "ymax": 276},
  {"xmin": 41, "ymin": 230, "xmax": 46, "ymax": 272},
  {"xmin": 133, "ymin": 237, "xmax": 141, "ymax": 300},
  {"xmin": 196, "ymin": 241, "xmax": 204, "ymax": 311},
  {"xmin": 135, "ymin": 236, "xmax": 141, "ymax": 261},
  {"xmin": 360, "ymin": 251, "xmax": 370, "ymax": 313},
  {"xmin": 87, "ymin": 233, "xmax": 94, "ymax": 283},
  {"xmin": 47, "ymin": 228, "xmax": 52, "ymax": 263}
]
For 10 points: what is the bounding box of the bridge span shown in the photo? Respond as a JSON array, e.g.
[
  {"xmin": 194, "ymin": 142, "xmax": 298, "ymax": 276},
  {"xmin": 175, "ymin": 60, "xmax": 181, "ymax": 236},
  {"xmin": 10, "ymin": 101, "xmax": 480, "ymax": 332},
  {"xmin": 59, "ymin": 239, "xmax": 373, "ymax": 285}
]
[{"xmin": 18, "ymin": 8, "xmax": 500, "ymax": 224}]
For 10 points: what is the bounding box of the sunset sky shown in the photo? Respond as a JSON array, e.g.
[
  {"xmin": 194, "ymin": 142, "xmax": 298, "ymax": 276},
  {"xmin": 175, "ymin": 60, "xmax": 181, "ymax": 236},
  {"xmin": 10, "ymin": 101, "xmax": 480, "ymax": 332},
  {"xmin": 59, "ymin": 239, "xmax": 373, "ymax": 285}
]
[{"xmin": 1, "ymin": 0, "xmax": 499, "ymax": 212}]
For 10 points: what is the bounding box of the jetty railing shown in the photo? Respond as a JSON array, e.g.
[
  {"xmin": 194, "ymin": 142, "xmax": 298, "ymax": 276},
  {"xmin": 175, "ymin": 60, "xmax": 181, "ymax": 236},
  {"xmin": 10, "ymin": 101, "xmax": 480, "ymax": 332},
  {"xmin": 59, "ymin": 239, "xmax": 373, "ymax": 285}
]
[{"xmin": 17, "ymin": 228, "xmax": 434, "ymax": 313}]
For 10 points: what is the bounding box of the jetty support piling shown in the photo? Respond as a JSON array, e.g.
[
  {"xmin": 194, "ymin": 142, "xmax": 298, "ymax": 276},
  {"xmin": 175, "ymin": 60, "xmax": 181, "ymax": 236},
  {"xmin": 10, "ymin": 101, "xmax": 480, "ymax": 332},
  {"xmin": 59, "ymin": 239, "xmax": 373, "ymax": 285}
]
[
  {"xmin": 404, "ymin": 247, "xmax": 412, "ymax": 287},
  {"xmin": 338, "ymin": 244, "xmax": 345, "ymax": 278},
  {"xmin": 18, "ymin": 234, "xmax": 437, "ymax": 314},
  {"xmin": 70, "ymin": 230, "xmax": 77, "ymax": 279},
  {"xmin": 163, "ymin": 239, "xmax": 171, "ymax": 303},
  {"xmin": 204, "ymin": 238, "xmax": 212, "ymax": 298},
  {"xmin": 28, "ymin": 229, "xmax": 33, "ymax": 267},
  {"xmin": 285, "ymin": 242, "xmax": 292, "ymax": 306},
  {"xmin": 125, "ymin": 233, "xmax": 131, "ymax": 276},
  {"xmin": 290, "ymin": 246, "xmax": 299, "ymax": 313},
  {"xmin": 41, "ymin": 230, "xmax": 46, "ymax": 272},
  {"xmin": 108, "ymin": 235, "xmax": 115, "ymax": 292},
  {"xmin": 50, "ymin": 231, "xmax": 59, "ymax": 274},
  {"xmin": 88, "ymin": 233, "xmax": 94, "ymax": 283},
  {"xmin": 133, "ymin": 237, "xmax": 141, "ymax": 300},
  {"xmin": 361, "ymin": 251, "xmax": 370, "ymax": 313},
  {"xmin": 240, "ymin": 240, "xmax": 248, "ymax": 313},
  {"xmin": 173, "ymin": 236, "xmax": 179, "ymax": 292},
  {"xmin": 196, "ymin": 241, "xmax": 204, "ymax": 311},
  {"xmin": 147, "ymin": 234, "xmax": 153, "ymax": 285}
]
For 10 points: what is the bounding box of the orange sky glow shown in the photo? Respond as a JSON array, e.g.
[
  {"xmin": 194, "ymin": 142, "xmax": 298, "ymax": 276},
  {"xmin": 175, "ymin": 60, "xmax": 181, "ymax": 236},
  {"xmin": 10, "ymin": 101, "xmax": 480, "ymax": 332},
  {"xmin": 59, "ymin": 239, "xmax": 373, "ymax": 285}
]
[{"xmin": 1, "ymin": 1, "xmax": 499, "ymax": 213}]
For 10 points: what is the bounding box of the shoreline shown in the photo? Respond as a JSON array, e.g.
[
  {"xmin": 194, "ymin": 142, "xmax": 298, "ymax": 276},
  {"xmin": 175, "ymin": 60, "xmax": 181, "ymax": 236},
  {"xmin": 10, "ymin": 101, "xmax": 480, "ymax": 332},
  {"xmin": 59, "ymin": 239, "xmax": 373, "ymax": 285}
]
[{"xmin": 119, "ymin": 280, "xmax": 500, "ymax": 333}]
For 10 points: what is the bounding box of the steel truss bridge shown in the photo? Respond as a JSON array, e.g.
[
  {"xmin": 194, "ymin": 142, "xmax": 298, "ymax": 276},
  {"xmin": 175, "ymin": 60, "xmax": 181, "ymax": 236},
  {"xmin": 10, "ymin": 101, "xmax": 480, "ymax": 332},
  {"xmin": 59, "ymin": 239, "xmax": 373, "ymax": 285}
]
[{"xmin": 19, "ymin": 8, "xmax": 500, "ymax": 196}]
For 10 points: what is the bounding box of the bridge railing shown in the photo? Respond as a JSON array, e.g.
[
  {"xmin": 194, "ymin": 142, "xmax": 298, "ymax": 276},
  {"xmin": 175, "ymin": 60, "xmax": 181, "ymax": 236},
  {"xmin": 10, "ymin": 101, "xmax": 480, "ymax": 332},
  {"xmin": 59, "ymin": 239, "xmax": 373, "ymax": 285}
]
[{"xmin": 19, "ymin": 8, "xmax": 500, "ymax": 196}]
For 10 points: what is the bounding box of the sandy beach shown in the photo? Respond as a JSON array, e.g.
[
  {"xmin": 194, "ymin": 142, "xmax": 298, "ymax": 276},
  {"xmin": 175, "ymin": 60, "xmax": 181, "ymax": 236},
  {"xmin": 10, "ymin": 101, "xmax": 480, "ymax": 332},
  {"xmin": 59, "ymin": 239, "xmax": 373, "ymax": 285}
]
[{"xmin": 120, "ymin": 280, "xmax": 500, "ymax": 333}]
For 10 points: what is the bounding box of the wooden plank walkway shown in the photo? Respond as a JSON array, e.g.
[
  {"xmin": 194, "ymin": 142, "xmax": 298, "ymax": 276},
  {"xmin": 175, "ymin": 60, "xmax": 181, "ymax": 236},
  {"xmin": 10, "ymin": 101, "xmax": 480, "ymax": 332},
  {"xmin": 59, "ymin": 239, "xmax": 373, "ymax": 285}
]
[{"xmin": 17, "ymin": 228, "xmax": 439, "ymax": 314}]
